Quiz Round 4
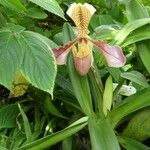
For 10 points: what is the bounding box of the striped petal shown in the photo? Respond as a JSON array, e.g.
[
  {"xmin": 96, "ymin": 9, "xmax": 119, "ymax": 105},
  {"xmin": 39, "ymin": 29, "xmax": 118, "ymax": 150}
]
[
  {"xmin": 66, "ymin": 3, "xmax": 96, "ymax": 36},
  {"xmin": 91, "ymin": 40, "xmax": 126, "ymax": 67}
]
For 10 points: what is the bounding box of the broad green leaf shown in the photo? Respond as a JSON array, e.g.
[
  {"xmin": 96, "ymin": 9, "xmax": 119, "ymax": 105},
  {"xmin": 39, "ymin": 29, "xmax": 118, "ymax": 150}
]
[
  {"xmin": 27, "ymin": 7, "xmax": 48, "ymax": 19},
  {"xmin": 35, "ymin": 32, "xmax": 58, "ymax": 49},
  {"xmin": 20, "ymin": 31, "xmax": 57, "ymax": 95},
  {"xmin": 113, "ymin": 18, "xmax": 150, "ymax": 45},
  {"xmin": 110, "ymin": 88, "xmax": 150, "ymax": 128},
  {"xmin": 103, "ymin": 76, "xmax": 113, "ymax": 116},
  {"xmin": 0, "ymin": 104, "xmax": 18, "ymax": 129},
  {"xmin": 0, "ymin": 27, "xmax": 24, "ymax": 89},
  {"xmin": 17, "ymin": 117, "xmax": 87, "ymax": 150},
  {"xmin": 0, "ymin": 24, "xmax": 56, "ymax": 95},
  {"xmin": 137, "ymin": 41, "xmax": 150, "ymax": 73},
  {"xmin": 88, "ymin": 116, "xmax": 120, "ymax": 150},
  {"xmin": 121, "ymin": 71, "xmax": 149, "ymax": 88},
  {"xmin": 118, "ymin": 136, "xmax": 150, "ymax": 150},
  {"xmin": 0, "ymin": 0, "xmax": 26, "ymax": 13},
  {"xmin": 123, "ymin": 109, "xmax": 150, "ymax": 141},
  {"xmin": 18, "ymin": 104, "xmax": 32, "ymax": 143},
  {"xmin": 28, "ymin": 0, "xmax": 65, "ymax": 20}
]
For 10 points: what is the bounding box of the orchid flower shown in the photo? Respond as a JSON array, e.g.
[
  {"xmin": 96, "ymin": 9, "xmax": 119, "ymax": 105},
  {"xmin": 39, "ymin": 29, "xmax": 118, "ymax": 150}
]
[{"xmin": 53, "ymin": 3, "xmax": 126, "ymax": 76}]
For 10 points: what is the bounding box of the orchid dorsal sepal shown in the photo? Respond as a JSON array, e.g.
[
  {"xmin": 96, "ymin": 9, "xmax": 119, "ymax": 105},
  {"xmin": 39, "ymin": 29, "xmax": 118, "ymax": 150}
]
[{"xmin": 66, "ymin": 3, "xmax": 96, "ymax": 36}]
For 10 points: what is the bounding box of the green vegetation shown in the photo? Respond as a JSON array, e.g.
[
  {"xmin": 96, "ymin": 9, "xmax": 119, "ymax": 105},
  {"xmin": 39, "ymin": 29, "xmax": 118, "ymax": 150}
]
[{"xmin": 0, "ymin": 0, "xmax": 150, "ymax": 149}]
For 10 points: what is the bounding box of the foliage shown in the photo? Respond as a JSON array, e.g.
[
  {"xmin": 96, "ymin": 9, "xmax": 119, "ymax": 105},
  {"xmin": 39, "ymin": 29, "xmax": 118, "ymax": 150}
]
[{"xmin": 0, "ymin": 0, "xmax": 150, "ymax": 150}]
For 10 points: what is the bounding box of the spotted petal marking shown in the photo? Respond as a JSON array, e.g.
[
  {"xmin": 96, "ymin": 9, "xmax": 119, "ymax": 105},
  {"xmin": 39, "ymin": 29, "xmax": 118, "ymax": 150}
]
[{"xmin": 66, "ymin": 3, "xmax": 96, "ymax": 36}]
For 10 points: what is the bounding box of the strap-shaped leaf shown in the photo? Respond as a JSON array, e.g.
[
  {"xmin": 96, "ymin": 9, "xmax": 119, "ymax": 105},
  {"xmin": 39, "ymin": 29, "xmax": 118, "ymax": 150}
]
[
  {"xmin": 17, "ymin": 117, "xmax": 87, "ymax": 150},
  {"xmin": 113, "ymin": 18, "xmax": 150, "ymax": 45},
  {"xmin": 88, "ymin": 116, "xmax": 120, "ymax": 150},
  {"xmin": 110, "ymin": 88, "xmax": 150, "ymax": 128}
]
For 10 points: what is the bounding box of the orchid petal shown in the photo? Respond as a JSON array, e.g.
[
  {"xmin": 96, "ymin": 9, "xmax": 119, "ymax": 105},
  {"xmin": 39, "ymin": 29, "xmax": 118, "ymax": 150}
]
[
  {"xmin": 66, "ymin": 3, "xmax": 96, "ymax": 36},
  {"xmin": 53, "ymin": 40, "xmax": 77, "ymax": 65},
  {"xmin": 73, "ymin": 54, "xmax": 92, "ymax": 76},
  {"xmin": 92, "ymin": 40, "xmax": 126, "ymax": 67}
]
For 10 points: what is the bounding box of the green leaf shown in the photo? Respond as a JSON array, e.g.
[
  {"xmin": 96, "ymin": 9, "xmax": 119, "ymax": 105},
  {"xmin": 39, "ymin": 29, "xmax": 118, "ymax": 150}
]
[
  {"xmin": 68, "ymin": 56, "xmax": 93, "ymax": 116},
  {"xmin": 107, "ymin": 67, "xmax": 122, "ymax": 82},
  {"xmin": 88, "ymin": 116, "xmax": 120, "ymax": 150},
  {"xmin": 0, "ymin": 24, "xmax": 56, "ymax": 94},
  {"xmin": 113, "ymin": 18, "xmax": 150, "ymax": 45},
  {"xmin": 56, "ymin": 74, "xmax": 74, "ymax": 95},
  {"xmin": 44, "ymin": 95, "xmax": 66, "ymax": 118},
  {"xmin": 0, "ymin": 0, "xmax": 26, "ymax": 13},
  {"xmin": 0, "ymin": 104, "xmax": 18, "ymax": 129},
  {"xmin": 27, "ymin": 7, "xmax": 48, "ymax": 19},
  {"xmin": 103, "ymin": 76, "xmax": 113, "ymax": 116},
  {"xmin": 122, "ymin": 30, "xmax": 150, "ymax": 47},
  {"xmin": 28, "ymin": 0, "xmax": 65, "ymax": 20},
  {"xmin": 121, "ymin": 71, "xmax": 149, "ymax": 88},
  {"xmin": 94, "ymin": 25, "xmax": 117, "ymax": 41},
  {"xmin": 90, "ymin": 15, "xmax": 114, "ymax": 30},
  {"xmin": 123, "ymin": 0, "xmax": 149, "ymax": 21},
  {"xmin": 88, "ymin": 67, "xmax": 103, "ymax": 114},
  {"xmin": 118, "ymin": 136, "xmax": 150, "ymax": 150},
  {"xmin": 0, "ymin": 146, "xmax": 7, "ymax": 150},
  {"xmin": 62, "ymin": 137, "xmax": 72, "ymax": 150},
  {"xmin": 63, "ymin": 23, "xmax": 76, "ymax": 43},
  {"xmin": 18, "ymin": 104, "xmax": 32, "ymax": 143},
  {"xmin": 123, "ymin": 109, "xmax": 150, "ymax": 141},
  {"xmin": 110, "ymin": 88, "xmax": 150, "ymax": 128},
  {"xmin": 122, "ymin": 0, "xmax": 150, "ymax": 73},
  {"xmin": 20, "ymin": 31, "xmax": 57, "ymax": 95},
  {"xmin": 16, "ymin": 117, "xmax": 87, "ymax": 150},
  {"xmin": 0, "ymin": 26, "xmax": 24, "ymax": 89},
  {"xmin": 0, "ymin": 13, "xmax": 7, "ymax": 27},
  {"xmin": 136, "ymin": 41, "xmax": 150, "ymax": 73}
]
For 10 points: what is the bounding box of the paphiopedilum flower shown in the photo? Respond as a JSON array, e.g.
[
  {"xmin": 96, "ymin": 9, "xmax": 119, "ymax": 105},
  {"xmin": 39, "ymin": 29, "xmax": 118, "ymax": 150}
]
[{"xmin": 53, "ymin": 3, "xmax": 126, "ymax": 75}]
